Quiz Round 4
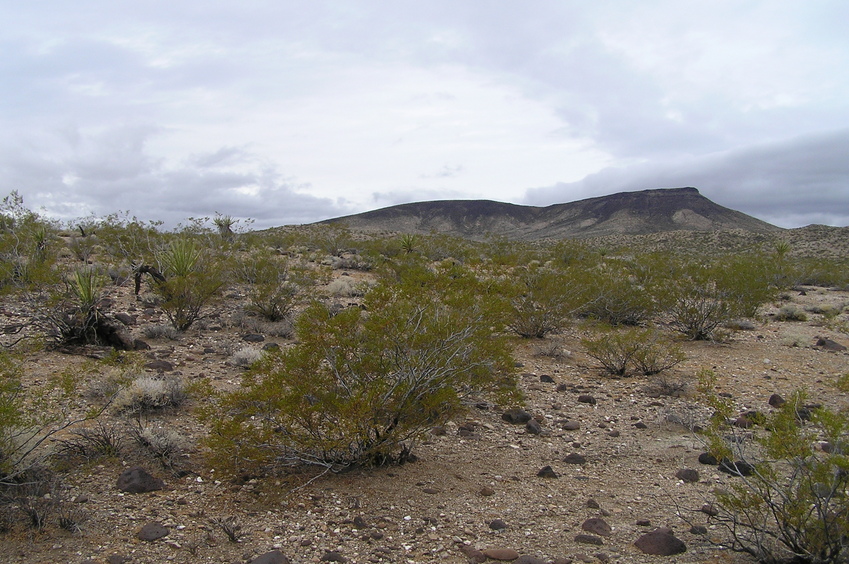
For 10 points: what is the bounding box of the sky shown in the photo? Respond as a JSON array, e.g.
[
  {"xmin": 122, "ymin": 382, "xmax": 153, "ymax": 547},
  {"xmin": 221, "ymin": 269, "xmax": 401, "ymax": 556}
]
[{"xmin": 1, "ymin": 1, "xmax": 847, "ymax": 230}]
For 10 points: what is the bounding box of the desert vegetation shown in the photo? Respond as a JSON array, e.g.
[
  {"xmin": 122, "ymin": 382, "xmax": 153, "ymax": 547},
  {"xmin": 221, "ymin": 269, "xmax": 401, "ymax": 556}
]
[{"xmin": 1, "ymin": 191, "xmax": 848, "ymax": 563}]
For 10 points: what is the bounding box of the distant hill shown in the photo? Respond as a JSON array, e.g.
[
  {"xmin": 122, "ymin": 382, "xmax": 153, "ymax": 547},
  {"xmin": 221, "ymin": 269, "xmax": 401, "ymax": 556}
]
[{"xmin": 320, "ymin": 187, "xmax": 782, "ymax": 240}]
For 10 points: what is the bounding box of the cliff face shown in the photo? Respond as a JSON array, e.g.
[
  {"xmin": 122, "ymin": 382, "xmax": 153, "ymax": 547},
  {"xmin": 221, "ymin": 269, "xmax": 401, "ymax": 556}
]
[{"xmin": 320, "ymin": 187, "xmax": 782, "ymax": 240}]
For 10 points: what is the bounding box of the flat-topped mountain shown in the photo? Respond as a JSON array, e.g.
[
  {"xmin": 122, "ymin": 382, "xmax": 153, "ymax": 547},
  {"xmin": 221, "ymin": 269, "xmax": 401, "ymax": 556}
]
[{"xmin": 320, "ymin": 187, "xmax": 782, "ymax": 240}]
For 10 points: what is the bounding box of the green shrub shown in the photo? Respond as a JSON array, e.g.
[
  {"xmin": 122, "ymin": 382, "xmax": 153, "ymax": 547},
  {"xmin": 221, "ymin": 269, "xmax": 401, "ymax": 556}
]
[
  {"xmin": 699, "ymin": 379, "xmax": 849, "ymax": 564},
  {"xmin": 581, "ymin": 327, "xmax": 684, "ymax": 376},
  {"xmin": 236, "ymin": 250, "xmax": 301, "ymax": 322},
  {"xmin": 154, "ymin": 238, "xmax": 223, "ymax": 330},
  {"xmin": 775, "ymin": 304, "xmax": 808, "ymax": 321},
  {"xmin": 577, "ymin": 265, "xmax": 656, "ymax": 326},
  {"xmin": 205, "ymin": 281, "xmax": 518, "ymax": 473},
  {"xmin": 504, "ymin": 265, "xmax": 584, "ymax": 338}
]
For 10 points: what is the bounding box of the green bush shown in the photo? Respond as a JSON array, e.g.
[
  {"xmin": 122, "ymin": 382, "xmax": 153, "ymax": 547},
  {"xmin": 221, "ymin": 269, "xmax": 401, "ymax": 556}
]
[
  {"xmin": 699, "ymin": 377, "xmax": 849, "ymax": 564},
  {"xmin": 236, "ymin": 250, "xmax": 301, "ymax": 322},
  {"xmin": 504, "ymin": 265, "xmax": 584, "ymax": 338},
  {"xmin": 205, "ymin": 281, "xmax": 518, "ymax": 473},
  {"xmin": 577, "ymin": 264, "xmax": 656, "ymax": 326},
  {"xmin": 581, "ymin": 327, "xmax": 684, "ymax": 376},
  {"xmin": 154, "ymin": 238, "xmax": 223, "ymax": 330}
]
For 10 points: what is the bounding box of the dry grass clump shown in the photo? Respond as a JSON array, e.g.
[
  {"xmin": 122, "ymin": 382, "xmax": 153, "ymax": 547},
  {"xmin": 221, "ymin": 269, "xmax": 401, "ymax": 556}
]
[
  {"xmin": 229, "ymin": 346, "xmax": 263, "ymax": 368},
  {"xmin": 114, "ymin": 375, "xmax": 187, "ymax": 414}
]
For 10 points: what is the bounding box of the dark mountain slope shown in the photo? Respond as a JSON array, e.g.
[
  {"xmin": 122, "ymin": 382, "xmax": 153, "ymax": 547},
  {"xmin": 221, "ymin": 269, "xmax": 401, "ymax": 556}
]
[{"xmin": 321, "ymin": 187, "xmax": 782, "ymax": 240}]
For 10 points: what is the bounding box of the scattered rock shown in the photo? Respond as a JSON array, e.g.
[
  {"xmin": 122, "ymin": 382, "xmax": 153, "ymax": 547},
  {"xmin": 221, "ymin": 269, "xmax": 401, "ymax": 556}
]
[
  {"xmin": 698, "ymin": 452, "xmax": 718, "ymax": 465},
  {"xmin": 636, "ymin": 519, "xmax": 651, "ymax": 527},
  {"xmin": 243, "ymin": 333, "xmax": 265, "ymax": 342},
  {"xmin": 634, "ymin": 421, "xmax": 648, "ymax": 429},
  {"xmin": 480, "ymin": 486, "xmax": 496, "ymax": 496},
  {"xmin": 607, "ymin": 430, "xmax": 620, "ymax": 437},
  {"xmin": 489, "ymin": 518, "xmax": 508, "ymax": 530},
  {"xmin": 320, "ymin": 550, "xmax": 346, "ymax": 562},
  {"xmin": 816, "ymin": 337, "xmax": 846, "ymax": 351},
  {"xmin": 768, "ymin": 393, "xmax": 786, "ymax": 408},
  {"xmin": 540, "ymin": 374, "xmax": 555, "ymax": 383},
  {"xmin": 563, "ymin": 453, "xmax": 587, "ymax": 464},
  {"xmin": 422, "ymin": 487, "xmax": 439, "ymax": 494},
  {"xmin": 144, "ymin": 359, "xmax": 173, "ymax": 372},
  {"xmin": 352, "ymin": 515, "xmax": 368, "ymax": 529},
  {"xmin": 250, "ymin": 550, "xmax": 291, "ymax": 564},
  {"xmin": 700, "ymin": 504, "xmax": 719, "ymax": 517},
  {"xmin": 117, "ymin": 466, "xmax": 164, "ymax": 493},
  {"xmin": 577, "ymin": 394, "xmax": 596, "ymax": 405},
  {"xmin": 537, "ymin": 465, "xmax": 559, "ymax": 478},
  {"xmin": 634, "ymin": 529, "xmax": 687, "ymax": 556},
  {"xmin": 515, "ymin": 556, "xmax": 546, "ymax": 564},
  {"xmin": 586, "ymin": 498, "xmax": 600, "ymax": 509},
  {"xmin": 690, "ymin": 525, "xmax": 708, "ymax": 535},
  {"xmin": 719, "ymin": 458, "xmax": 754, "ymax": 477},
  {"xmin": 502, "ymin": 408, "xmax": 533, "ymax": 424},
  {"xmin": 581, "ymin": 518, "xmax": 612, "ymax": 537},
  {"xmin": 113, "ymin": 312, "xmax": 136, "ymax": 326},
  {"xmin": 675, "ymin": 468, "xmax": 700, "ymax": 483},
  {"xmin": 459, "ymin": 545, "xmax": 486, "ymax": 563},
  {"xmin": 137, "ymin": 522, "xmax": 169, "ymax": 541},
  {"xmin": 482, "ymin": 547, "xmax": 521, "ymax": 561},
  {"xmin": 574, "ymin": 534, "xmax": 604, "ymax": 546},
  {"xmin": 561, "ymin": 420, "xmax": 581, "ymax": 431},
  {"xmin": 526, "ymin": 419, "xmax": 542, "ymax": 435}
]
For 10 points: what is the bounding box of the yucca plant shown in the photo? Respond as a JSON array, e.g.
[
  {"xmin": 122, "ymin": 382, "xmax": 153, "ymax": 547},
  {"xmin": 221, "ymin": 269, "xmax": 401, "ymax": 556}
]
[{"xmin": 159, "ymin": 238, "xmax": 201, "ymax": 278}]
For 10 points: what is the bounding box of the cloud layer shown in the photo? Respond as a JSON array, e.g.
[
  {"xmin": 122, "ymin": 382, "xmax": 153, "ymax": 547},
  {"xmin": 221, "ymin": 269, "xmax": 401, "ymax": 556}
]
[{"xmin": 1, "ymin": 2, "xmax": 846, "ymax": 228}]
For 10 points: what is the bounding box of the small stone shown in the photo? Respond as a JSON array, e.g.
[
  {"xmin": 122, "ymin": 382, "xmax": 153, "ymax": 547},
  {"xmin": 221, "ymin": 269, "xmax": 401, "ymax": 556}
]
[
  {"xmin": 563, "ymin": 453, "xmax": 586, "ymax": 464},
  {"xmin": 537, "ymin": 465, "xmax": 559, "ymax": 479},
  {"xmin": 562, "ymin": 420, "xmax": 581, "ymax": 431},
  {"xmin": 700, "ymin": 503, "xmax": 719, "ymax": 517},
  {"xmin": 243, "ymin": 333, "xmax": 265, "ymax": 342},
  {"xmin": 634, "ymin": 530, "xmax": 687, "ymax": 556},
  {"xmin": 586, "ymin": 498, "xmax": 600, "ymax": 509},
  {"xmin": 352, "ymin": 515, "xmax": 368, "ymax": 529},
  {"xmin": 540, "ymin": 374, "xmax": 555, "ymax": 383},
  {"xmin": 633, "ymin": 421, "xmax": 648, "ymax": 429},
  {"xmin": 459, "ymin": 545, "xmax": 486, "ymax": 563},
  {"xmin": 675, "ymin": 468, "xmax": 700, "ymax": 483},
  {"xmin": 574, "ymin": 534, "xmax": 604, "ymax": 546},
  {"xmin": 489, "ymin": 518, "xmax": 508, "ymax": 530},
  {"xmin": 577, "ymin": 395, "xmax": 596, "ymax": 405},
  {"xmin": 117, "ymin": 466, "xmax": 164, "ymax": 493},
  {"xmin": 719, "ymin": 458, "xmax": 754, "ymax": 477},
  {"xmin": 422, "ymin": 487, "xmax": 439, "ymax": 494},
  {"xmin": 581, "ymin": 518, "xmax": 612, "ymax": 537},
  {"xmin": 698, "ymin": 452, "xmax": 718, "ymax": 465},
  {"xmin": 144, "ymin": 359, "xmax": 173, "ymax": 372},
  {"xmin": 137, "ymin": 522, "xmax": 169, "ymax": 541},
  {"xmin": 636, "ymin": 519, "xmax": 651, "ymax": 527},
  {"xmin": 526, "ymin": 419, "xmax": 542, "ymax": 435},
  {"xmin": 607, "ymin": 430, "xmax": 620, "ymax": 438},
  {"xmin": 320, "ymin": 551, "xmax": 346, "ymax": 562},
  {"xmin": 515, "ymin": 556, "xmax": 547, "ymax": 564},
  {"xmin": 482, "ymin": 547, "xmax": 521, "ymax": 561},
  {"xmin": 502, "ymin": 408, "xmax": 533, "ymax": 424},
  {"xmin": 816, "ymin": 337, "xmax": 846, "ymax": 351},
  {"xmin": 250, "ymin": 550, "xmax": 291, "ymax": 564},
  {"xmin": 768, "ymin": 393, "xmax": 785, "ymax": 408},
  {"xmin": 690, "ymin": 525, "xmax": 708, "ymax": 535},
  {"xmin": 480, "ymin": 486, "xmax": 496, "ymax": 496}
]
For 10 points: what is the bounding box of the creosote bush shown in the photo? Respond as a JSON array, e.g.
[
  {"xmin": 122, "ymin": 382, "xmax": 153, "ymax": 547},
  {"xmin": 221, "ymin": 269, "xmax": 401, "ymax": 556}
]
[
  {"xmin": 699, "ymin": 372, "xmax": 849, "ymax": 564},
  {"xmin": 205, "ymin": 279, "xmax": 518, "ymax": 473},
  {"xmin": 582, "ymin": 327, "xmax": 685, "ymax": 376}
]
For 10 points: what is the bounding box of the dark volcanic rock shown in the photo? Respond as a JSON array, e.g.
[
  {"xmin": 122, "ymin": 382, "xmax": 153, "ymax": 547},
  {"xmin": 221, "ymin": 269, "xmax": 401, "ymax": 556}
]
[
  {"xmin": 137, "ymin": 522, "xmax": 169, "ymax": 541},
  {"xmin": 581, "ymin": 518, "xmax": 612, "ymax": 537},
  {"xmin": 577, "ymin": 394, "xmax": 597, "ymax": 405},
  {"xmin": 575, "ymin": 534, "xmax": 604, "ymax": 546},
  {"xmin": 675, "ymin": 468, "xmax": 700, "ymax": 483},
  {"xmin": 526, "ymin": 419, "xmax": 542, "ymax": 435},
  {"xmin": 698, "ymin": 452, "xmax": 719, "ymax": 465},
  {"xmin": 537, "ymin": 465, "xmax": 559, "ymax": 478},
  {"xmin": 563, "ymin": 453, "xmax": 587, "ymax": 464},
  {"xmin": 250, "ymin": 550, "xmax": 291, "ymax": 564},
  {"xmin": 117, "ymin": 466, "xmax": 164, "ymax": 493},
  {"xmin": 768, "ymin": 393, "xmax": 786, "ymax": 408},
  {"xmin": 482, "ymin": 547, "xmax": 521, "ymax": 561},
  {"xmin": 634, "ymin": 529, "xmax": 687, "ymax": 556},
  {"xmin": 502, "ymin": 408, "xmax": 533, "ymax": 424}
]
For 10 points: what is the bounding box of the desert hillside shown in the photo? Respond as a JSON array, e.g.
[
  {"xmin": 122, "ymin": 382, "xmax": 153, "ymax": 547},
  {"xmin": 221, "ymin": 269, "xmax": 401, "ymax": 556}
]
[{"xmin": 321, "ymin": 187, "xmax": 783, "ymax": 240}]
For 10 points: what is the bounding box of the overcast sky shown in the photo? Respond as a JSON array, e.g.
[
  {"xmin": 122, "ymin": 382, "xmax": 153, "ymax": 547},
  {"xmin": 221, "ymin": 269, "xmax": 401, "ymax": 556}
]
[{"xmin": 2, "ymin": 1, "xmax": 847, "ymax": 230}]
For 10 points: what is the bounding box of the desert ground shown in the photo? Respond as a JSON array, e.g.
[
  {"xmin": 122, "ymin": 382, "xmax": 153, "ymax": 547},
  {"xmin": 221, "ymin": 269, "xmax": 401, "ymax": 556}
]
[{"xmin": 1, "ymin": 246, "xmax": 847, "ymax": 564}]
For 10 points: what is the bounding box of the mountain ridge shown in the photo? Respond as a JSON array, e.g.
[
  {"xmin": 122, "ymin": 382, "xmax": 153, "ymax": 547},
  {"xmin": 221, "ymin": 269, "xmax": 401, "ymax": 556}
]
[{"xmin": 320, "ymin": 187, "xmax": 782, "ymax": 240}]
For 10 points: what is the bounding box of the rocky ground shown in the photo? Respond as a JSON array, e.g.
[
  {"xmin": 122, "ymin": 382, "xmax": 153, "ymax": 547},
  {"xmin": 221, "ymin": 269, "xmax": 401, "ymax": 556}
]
[{"xmin": 1, "ymin": 270, "xmax": 848, "ymax": 564}]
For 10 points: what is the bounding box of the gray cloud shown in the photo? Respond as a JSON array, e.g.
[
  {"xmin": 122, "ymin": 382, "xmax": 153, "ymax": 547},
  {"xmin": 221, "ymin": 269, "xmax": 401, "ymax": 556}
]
[
  {"xmin": 0, "ymin": 2, "xmax": 847, "ymax": 228},
  {"xmin": 524, "ymin": 128, "xmax": 849, "ymax": 228}
]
